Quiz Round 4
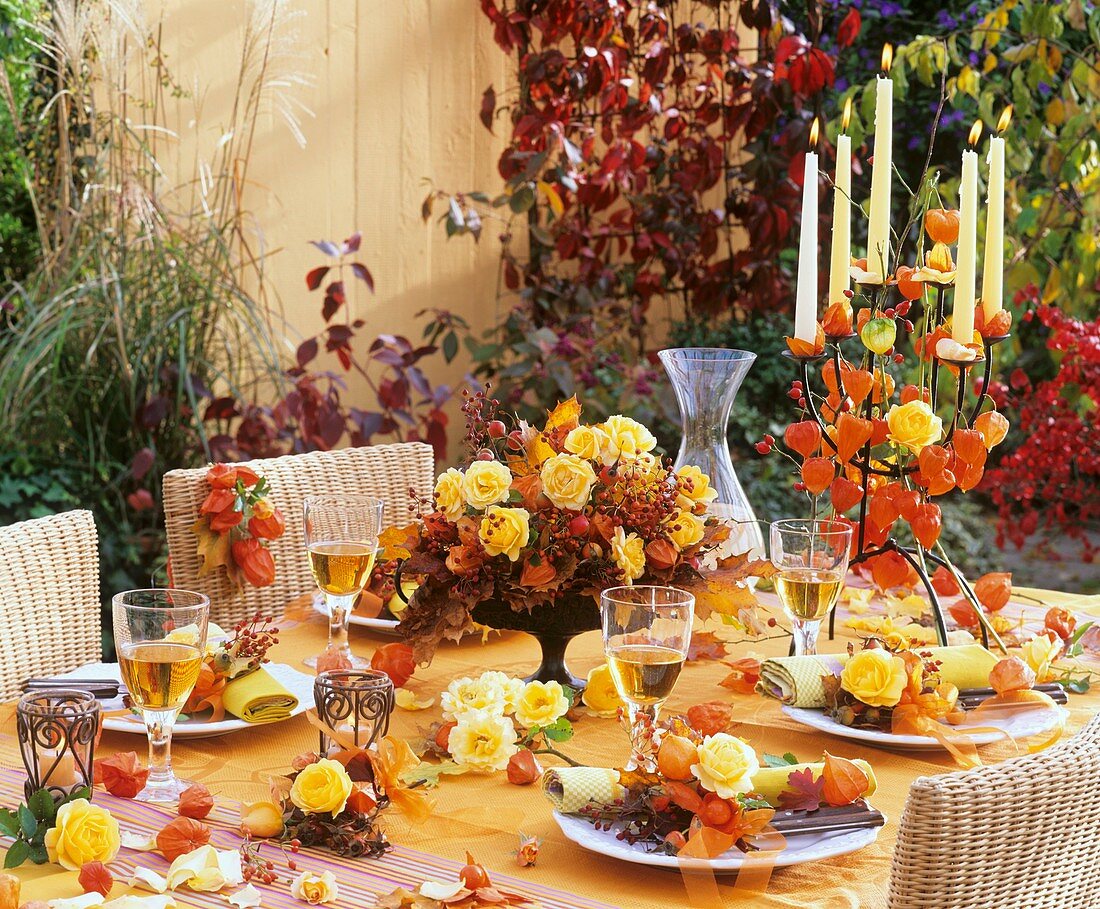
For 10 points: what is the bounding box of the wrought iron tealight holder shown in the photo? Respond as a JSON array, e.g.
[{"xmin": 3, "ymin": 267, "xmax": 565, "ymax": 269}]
[
  {"xmin": 314, "ymin": 670, "xmax": 395, "ymax": 755},
  {"xmin": 783, "ymin": 284, "xmax": 1010, "ymax": 650},
  {"xmin": 16, "ymin": 688, "xmax": 100, "ymax": 803}
]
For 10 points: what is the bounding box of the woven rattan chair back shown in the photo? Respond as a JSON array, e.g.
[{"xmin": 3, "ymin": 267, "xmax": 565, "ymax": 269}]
[
  {"xmin": 887, "ymin": 714, "xmax": 1100, "ymax": 909},
  {"xmin": 162, "ymin": 443, "xmax": 435, "ymax": 627},
  {"xmin": 0, "ymin": 510, "xmax": 102, "ymax": 702}
]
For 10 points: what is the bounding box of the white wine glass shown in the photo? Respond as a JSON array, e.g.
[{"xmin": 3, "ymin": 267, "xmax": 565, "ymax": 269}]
[
  {"xmin": 770, "ymin": 519, "xmax": 853, "ymax": 656},
  {"xmin": 112, "ymin": 589, "xmax": 209, "ymax": 803},
  {"xmin": 304, "ymin": 495, "xmax": 384, "ymax": 669},
  {"xmin": 600, "ymin": 586, "xmax": 694, "ymax": 772}
]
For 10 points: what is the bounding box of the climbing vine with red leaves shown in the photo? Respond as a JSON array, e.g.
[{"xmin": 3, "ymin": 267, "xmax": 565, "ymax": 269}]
[{"xmin": 428, "ymin": 0, "xmax": 861, "ymax": 420}]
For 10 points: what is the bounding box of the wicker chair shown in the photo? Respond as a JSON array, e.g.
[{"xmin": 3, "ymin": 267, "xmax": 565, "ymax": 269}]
[
  {"xmin": 887, "ymin": 714, "xmax": 1100, "ymax": 909},
  {"xmin": 162, "ymin": 443, "xmax": 435, "ymax": 626},
  {"xmin": 0, "ymin": 510, "xmax": 102, "ymax": 702}
]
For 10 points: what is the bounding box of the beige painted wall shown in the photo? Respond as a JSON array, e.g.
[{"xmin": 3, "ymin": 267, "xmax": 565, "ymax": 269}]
[{"xmin": 151, "ymin": 0, "xmax": 511, "ymax": 443}]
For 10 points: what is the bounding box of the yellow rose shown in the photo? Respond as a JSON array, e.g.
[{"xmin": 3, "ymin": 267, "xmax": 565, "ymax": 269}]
[
  {"xmin": 840, "ymin": 649, "xmax": 908, "ymax": 707},
  {"xmin": 292, "ymin": 870, "xmax": 340, "ymax": 905},
  {"xmin": 582, "ymin": 664, "xmax": 624, "ymax": 718},
  {"xmin": 666, "ymin": 509, "xmax": 705, "ymax": 550},
  {"xmin": 886, "ymin": 400, "xmax": 943, "ymax": 454},
  {"xmin": 539, "ymin": 453, "xmax": 597, "ymax": 511},
  {"xmin": 447, "ymin": 709, "xmax": 519, "ymax": 772},
  {"xmin": 441, "ymin": 675, "xmax": 507, "ymax": 721},
  {"xmin": 611, "ymin": 525, "xmax": 646, "ymax": 583},
  {"xmin": 433, "ymin": 467, "xmax": 466, "ymax": 521},
  {"xmin": 601, "ymin": 414, "xmax": 657, "ymax": 460},
  {"xmin": 564, "ymin": 425, "xmax": 613, "ymax": 464},
  {"xmin": 478, "ymin": 506, "xmax": 531, "ymax": 561},
  {"xmin": 43, "ymin": 798, "xmax": 121, "ymax": 871},
  {"xmin": 675, "ymin": 465, "xmax": 719, "ymax": 509},
  {"xmin": 514, "ymin": 680, "xmax": 570, "ymax": 728},
  {"xmin": 290, "ymin": 758, "xmax": 353, "ymax": 817},
  {"xmin": 461, "ymin": 460, "xmax": 513, "ymax": 509},
  {"xmin": 690, "ymin": 733, "xmax": 760, "ymax": 798},
  {"xmin": 1020, "ymin": 634, "xmax": 1061, "ymax": 683}
]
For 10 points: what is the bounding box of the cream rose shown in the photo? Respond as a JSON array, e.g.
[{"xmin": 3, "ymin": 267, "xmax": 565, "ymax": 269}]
[
  {"xmin": 886, "ymin": 400, "xmax": 943, "ymax": 454},
  {"xmin": 461, "ymin": 460, "xmax": 513, "ymax": 509},
  {"xmin": 441, "ymin": 675, "xmax": 508, "ymax": 721},
  {"xmin": 690, "ymin": 733, "xmax": 760, "ymax": 798},
  {"xmin": 539, "ymin": 453, "xmax": 597, "ymax": 511},
  {"xmin": 477, "ymin": 671, "xmax": 525, "ymax": 714},
  {"xmin": 43, "ymin": 798, "xmax": 121, "ymax": 871},
  {"xmin": 675, "ymin": 465, "xmax": 719, "ymax": 509},
  {"xmin": 514, "ymin": 680, "xmax": 570, "ymax": 728},
  {"xmin": 667, "ymin": 508, "xmax": 705, "ymax": 550},
  {"xmin": 289, "ymin": 758, "xmax": 353, "ymax": 817},
  {"xmin": 433, "ymin": 467, "xmax": 466, "ymax": 521},
  {"xmin": 447, "ymin": 709, "xmax": 519, "ymax": 772},
  {"xmin": 601, "ymin": 414, "xmax": 657, "ymax": 460},
  {"xmin": 564, "ymin": 424, "xmax": 614, "ymax": 464},
  {"xmin": 611, "ymin": 525, "xmax": 646, "ymax": 584},
  {"xmin": 1020, "ymin": 633, "xmax": 1062, "ymax": 683},
  {"xmin": 478, "ymin": 506, "xmax": 531, "ymax": 561},
  {"xmin": 840, "ymin": 649, "xmax": 908, "ymax": 707},
  {"xmin": 292, "ymin": 870, "xmax": 340, "ymax": 905}
]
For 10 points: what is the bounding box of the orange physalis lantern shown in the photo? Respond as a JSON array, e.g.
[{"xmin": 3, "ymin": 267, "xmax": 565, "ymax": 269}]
[
  {"xmin": 910, "ymin": 503, "xmax": 942, "ymax": 549},
  {"xmin": 974, "ymin": 411, "xmax": 1009, "ymax": 449},
  {"xmin": 800, "ymin": 458, "xmax": 835, "ymax": 496},
  {"xmin": 917, "ymin": 444, "xmax": 950, "ymax": 481},
  {"xmin": 835, "ymin": 412, "xmax": 874, "ymax": 462},
  {"xmin": 924, "ymin": 208, "xmax": 961, "ymax": 245},
  {"xmin": 829, "ymin": 476, "xmax": 863, "ymax": 513},
  {"xmin": 784, "ymin": 420, "xmax": 822, "ymax": 458},
  {"xmin": 894, "ymin": 265, "xmax": 923, "ymax": 300},
  {"xmin": 841, "ymin": 368, "xmax": 875, "ymax": 407},
  {"xmin": 952, "ymin": 429, "xmax": 986, "ymax": 466},
  {"xmin": 822, "ymin": 300, "xmax": 854, "ymax": 336},
  {"xmin": 974, "ymin": 572, "xmax": 1012, "ymax": 612},
  {"xmin": 868, "ymin": 491, "xmax": 898, "ymax": 531}
]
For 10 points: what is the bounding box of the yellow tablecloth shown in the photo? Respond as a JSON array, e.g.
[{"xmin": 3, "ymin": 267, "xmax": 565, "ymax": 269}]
[{"xmin": 4, "ymin": 585, "xmax": 1099, "ymax": 908}]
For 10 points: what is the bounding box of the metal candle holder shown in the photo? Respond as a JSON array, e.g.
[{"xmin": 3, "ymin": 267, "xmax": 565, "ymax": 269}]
[
  {"xmin": 314, "ymin": 670, "xmax": 395, "ymax": 754},
  {"xmin": 16, "ymin": 689, "xmax": 100, "ymax": 803},
  {"xmin": 783, "ymin": 284, "xmax": 1010, "ymax": 649}
]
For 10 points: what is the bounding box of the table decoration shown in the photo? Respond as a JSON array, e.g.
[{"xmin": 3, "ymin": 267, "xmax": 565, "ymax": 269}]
[
  {"xmin": 191, "ymin": 463, "xmax": 285, "ymax": 589},
  {"xmin": 16, "ymin": 689, "xmax": 100, "ymax": 803},
  {"xmin": 396, "ymin": 392, "xmax": 761, "ymax": 687},
  {"xmin": 375, "ymin": 854, "xmax": 538, "ymax": 908},
  {"xmin": 313, "ymin": 670, "xmax": 396, "ymax": 755}
]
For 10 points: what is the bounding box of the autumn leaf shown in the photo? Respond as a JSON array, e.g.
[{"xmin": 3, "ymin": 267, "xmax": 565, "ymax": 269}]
[
  {"xmin": 544, "ymin": 395, "xmax": 582, "ymax": 433},
  {"xmin": 687, "ymin": 631, "xmax": 729, "ymax": 662},
  {"xmin": 777, "ymin": 767, "xmax": 825, "ymax": 812},
  {"xmin": 378, "ymin": 524, "xmax": 419, "ymax": 562},
  {"xmin": 718, "ymin": 657, "xmax": 762, "ymax": 695},
  {"xmin": 821, "ymin": 752, "xmax": 869, "ymax": 807},
  {"xmin": 192, "ymin": 517, "xmax": 231, "ymax": 576},
  {"xmin": 686, "ymin": 701, "xmax": 733, "ymax": 736}
]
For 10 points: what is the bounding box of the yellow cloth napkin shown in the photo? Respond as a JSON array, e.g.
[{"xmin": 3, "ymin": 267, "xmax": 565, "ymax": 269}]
[
  {"xmin": 757, "ymin": 644, "xmax": 1001, "ymax": 708},
  {"xmin": 221, "ymin": 667, "xmax": 298, "ymax": 723},
  {"xmin": 750, "ymin": 760, "xmax": 877, "ymax": 806},
  {"xmin": 542, "ymin": 767, "xmax": 623, "ymax": 814}
]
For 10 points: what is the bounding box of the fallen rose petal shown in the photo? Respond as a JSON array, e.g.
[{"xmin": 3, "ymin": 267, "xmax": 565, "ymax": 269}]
[
  {"xmin": 227, "ymin": 884, "xmax": 263, "ymax": 909},
  {"xmin": 394, "ymin": 689, "xmax": 436, "ymax": 711},
  {"xmin": 128, "ymin": 867, "xmax": 169, "ymax": 893},
  {"xmin": 419, "ymin": 880, "xmax": 468, "ymax": 900}
]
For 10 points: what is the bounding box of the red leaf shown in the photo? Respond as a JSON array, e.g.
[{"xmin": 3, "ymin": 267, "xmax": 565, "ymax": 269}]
[
  {"xmin": 131, "ymin": 447, "xmax": 155, "ymax": 481},
  {"xmin": 480, "ymin": 85, "xmax": 496, "ymax": 132},
  {"xmin": 777, "ymin": 767, "xmax": 825, "ymax": 812},
  {"xmin": 297, "ymin": 338, "xmax": 319, "ymax": 368},
  {"xmin": 687, "ymin": 630, "xmax": 729, "ymax": 662},
  {"xmin": 306, "ymin": 266, "xmax": 329, "ymax": 290},
  {"xmin": 342, "ymin": 232, "xmax": 362, "ymax": 254},
  {"xmin": 837, "ymin": 7, "xmax": 862, "ymax": 48},
  {"xmin": 350, "ymin": 262, "xmax": 375, "ymax": 292}
]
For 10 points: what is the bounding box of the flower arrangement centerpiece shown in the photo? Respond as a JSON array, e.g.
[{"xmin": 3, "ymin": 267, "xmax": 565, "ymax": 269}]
[
  {"xmin": 192, "ymin": 463, "xmax": 286, "ymax": 588},
  {"xmin": 396, "ymin": 392, "xmax": 742, "ymax": 686}
]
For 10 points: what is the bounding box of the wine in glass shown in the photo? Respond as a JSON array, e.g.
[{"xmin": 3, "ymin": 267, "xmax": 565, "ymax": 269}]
[
  {"xmin": 304, "ymin": 495, "xmax": 384, "ymax": 669},
  {"xmin": 600, "ymin": 586, "xmax": 694, "ymax": 771},
  {"xmin": 112, "ymin": 589, "xmax": 209, "ymax": 803},
  {"xmin": 770, "ymin": 519, "xmax": 853, "ymax": 656}
]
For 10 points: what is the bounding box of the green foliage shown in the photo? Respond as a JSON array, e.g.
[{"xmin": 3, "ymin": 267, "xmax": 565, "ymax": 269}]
[{"xmin": 0, "ymin": 785, "xmax": 90, "ymax": 868}]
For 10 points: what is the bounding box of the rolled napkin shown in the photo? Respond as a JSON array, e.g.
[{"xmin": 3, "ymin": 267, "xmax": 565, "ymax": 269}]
[
  {"xmin": 749, "ymin": 760, "xmax": 877, "ymax": 807},
  {"xmin": 542, "ymin": 767, "xmax": 623, "ymax": 814},
  {"xmin": 758, "ymin": 644, "xmax": 1001, "ymax": 708},
  {"xmin": 221, "ymin": 667, "xmax": 298, "ymax": 723}
]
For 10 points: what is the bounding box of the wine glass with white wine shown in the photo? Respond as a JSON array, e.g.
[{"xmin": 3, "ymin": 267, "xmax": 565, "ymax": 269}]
[
  {"xmin": 770, "ymin": 519, "xmax": 853, "ymax": 656},
  {"xmin": 112, "ymin": 589, "xmax": 209, "ymax": 803},
  {"xmin": 304, "ymin": 495, "xmax": 384, "ymax": 669},
  {"xmin": 601, "ymin": 586, "xmax": 694, "ymax": 772}
]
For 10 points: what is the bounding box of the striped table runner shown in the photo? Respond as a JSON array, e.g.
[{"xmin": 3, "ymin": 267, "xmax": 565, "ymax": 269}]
[{"xmin": 0, "ymin": 768, "xmax": 614, "ymax": 908}]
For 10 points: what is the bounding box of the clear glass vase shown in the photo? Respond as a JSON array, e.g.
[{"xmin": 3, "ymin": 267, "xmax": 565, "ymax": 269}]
[{"xmin": 658, "ymin": 348, "xmax": 765, "ymax": 561}]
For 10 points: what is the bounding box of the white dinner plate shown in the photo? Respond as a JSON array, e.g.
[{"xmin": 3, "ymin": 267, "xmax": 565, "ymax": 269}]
[
  {"xmin": 311, "ymin": 592, "xmax": 401, "ymax": 634},
  {"xmin": 57, "ymin": 662, "xmax": 316, "ymax": 738},
  {"xmin": 552, "ymin": 808, "xmax": 884, "ymax": 872},
  {"xmin": 782, "ymin": 703, "xmax": 1068, "ymax": 751}
]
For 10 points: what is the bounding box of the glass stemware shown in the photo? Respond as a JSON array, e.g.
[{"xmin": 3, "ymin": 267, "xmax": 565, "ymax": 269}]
[
  {"xmin": 112, "ymin": 589, "xmax": 209, "ymax": 803},
  {"xmin": 600, "ymin": 585, "xmax": 694, "ymax": 771},
  {"xmin": 304, "ymin": 495, "xmax": 384, "ymax": 669},
  {"xmin": 770, "ymin": 519, "xmax": 853, "ymax": 656}
]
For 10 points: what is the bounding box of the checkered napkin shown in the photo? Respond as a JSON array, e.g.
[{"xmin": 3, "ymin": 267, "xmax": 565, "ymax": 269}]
[{"xmin": 542, "ymin": 767, "xmax": 624, "ymax": 813}]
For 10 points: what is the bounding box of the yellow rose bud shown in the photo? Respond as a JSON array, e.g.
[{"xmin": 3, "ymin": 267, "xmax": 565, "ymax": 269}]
[
  {"xmin": 433, "ymin": 467, "xmax": 466, "ymax": 521},
  {"xmin": 564, "ymin": 425, "xmax": 613, "ymax": 464},
  {"xmin": 1019, "ymin": 634, "xmax": 1061, "ymax": 684},
  {"xmin": 289, "ymin": 758, "xmax": 353, "ymax": 817},
  {"xmin": 514, "ymin": 680, "xmax": 570, "ymax": 728},
  {"xmin": 461, "ymin": 460, "xmax": 513, "ymax": 510},
  {"xmin": 239, "ymin": 800, "xmax": 285, "ymax": 838},
  {"xmin": 477, "ymin": 506, "xmax": 531, "ymax": 561},
  {"xmin": 840, "ymin": 649, "xmax": 908, "ymax": 707},
  {"xmin": 611, "ymin": 526, "xmax": 646, "ymax": 584},
  {"xmin": 601, "ymin": 414, "xmax": 657, "ymax": 461},
  {"xmin": 447, "ymin": 709, "xmax": 519, "ymax": 772},
  {"xmin": 539, "ymin": 453, "xmax": 597, "ymax": 511},
  {"xmin": 675, "ymin": 465, "xmax": 719, "ymax": 509},
  {"xmin": 690, "ymin": 733, "xmax": 760, "ymax": 798},
  {"xmin": 292, "ymin": 870, "xmax": 340, "ymax": 905},
  {"xmin": 666, "ymin": 509, "xmax": 705, "ymax": 550},
  {"xmin": 886, "ymin": 400, "xmax": 943, "ymax": 454},
  {"xmin": 581, "ymin": 664, "xmax": 624, "ymax": 718},
  {"xmin": 43, "ymin": 798, "xmax": 121, "ymax": 871}
]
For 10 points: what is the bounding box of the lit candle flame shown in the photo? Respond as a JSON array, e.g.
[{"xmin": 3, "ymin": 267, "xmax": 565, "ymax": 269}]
[
  {"xmin": 841, "ymin": 97, "xmax": 852, "ymax": 132},
  {"xmin": 881, "ymin": 44, "xmax": 893, "ymax": 74},
  {"xmin": 996, "ymin": 105, "xmax": 1013, "ymax": 134},
  {"xmin": 809, "ymin": 117, "xmax": 820, "ymax": 147},
  {"xmin": 968, "ymin": 120, "xmax": 983, "ymax": 147}
]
